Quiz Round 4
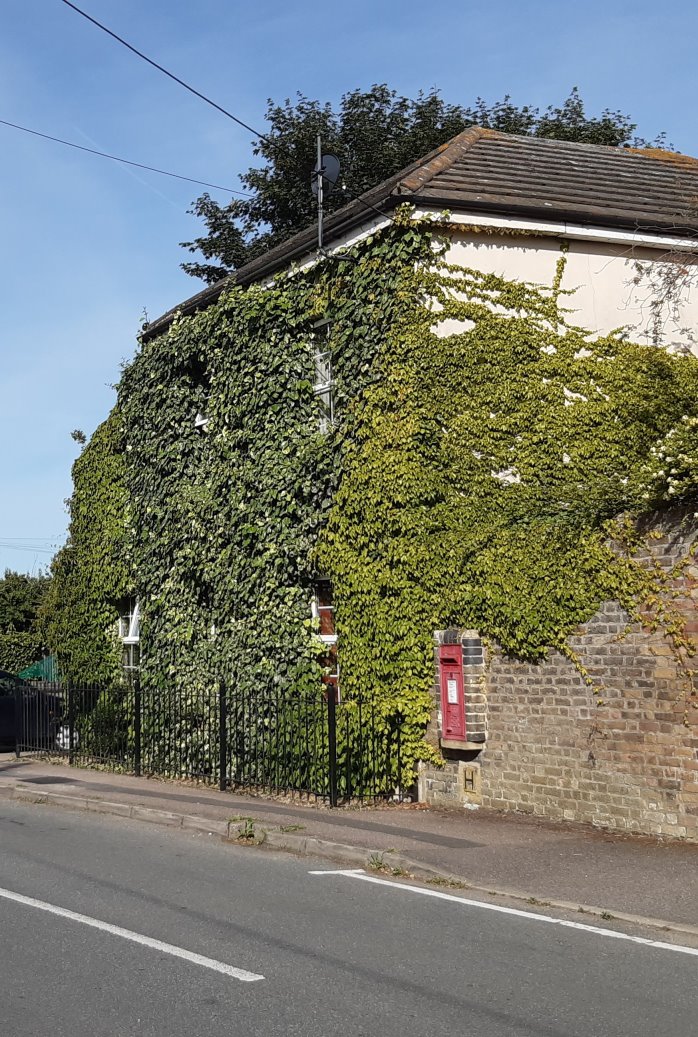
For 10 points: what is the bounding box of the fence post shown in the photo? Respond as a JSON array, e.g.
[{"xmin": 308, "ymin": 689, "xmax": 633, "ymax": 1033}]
[
  {"xmin": 327, "ymin": 688, "xmax": 338, "ymax": 808},
  {"xmin": 395, "ymin": 711, "xmax": 403, "ymax": 803},
  {"xmin": 134, "ymin": 676, "xmax": 142, "ymax": 777},
  {"xmin": 219, "ymin": 679, "xmax": 228, "ymax": 792},
  {"xmin": 14, "ymin": 683, "xmax": 22, "ymax": 759},
  {"xmin": 67, "ymin": 681, "xmax": 75, "ymax": 765}
]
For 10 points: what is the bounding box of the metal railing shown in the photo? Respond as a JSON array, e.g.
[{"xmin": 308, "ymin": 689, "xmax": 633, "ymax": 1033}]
[
  {"xmin": 14, "ymin": 681, "xmax": 133, "ymax": 769},
  {"xmin": 15, "ymin": 679, "xmax": 407, "ymax": 805}
]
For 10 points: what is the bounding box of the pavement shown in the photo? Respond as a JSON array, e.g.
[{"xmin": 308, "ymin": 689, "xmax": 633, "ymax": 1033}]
[{"xmin": 1, "ymin": 752, "xmax": 697, "ymax": 936}]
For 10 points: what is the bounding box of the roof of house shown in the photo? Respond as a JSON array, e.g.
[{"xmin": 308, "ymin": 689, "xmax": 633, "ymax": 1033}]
[{"xmin": 143, "ymin": 127, "xmax": 698, "ymax": 341}]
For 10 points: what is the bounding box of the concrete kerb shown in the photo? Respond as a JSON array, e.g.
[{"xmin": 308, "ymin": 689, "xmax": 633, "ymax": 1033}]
[
  {"xmin": 181, "ymin": 814, "xmax": 230, "ymax": 838},
  {"xmin": 2, "ymin": 779, "xmax": 697, "ymax": 942}
]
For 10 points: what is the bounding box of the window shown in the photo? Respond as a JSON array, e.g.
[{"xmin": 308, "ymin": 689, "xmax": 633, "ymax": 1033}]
[
  {"xmin": 118, "ymin": 599, "xmax": 139, "ymax": 641},
  {"xmin": 122, "ymin": 642, "xmax": 141, "ymax": 671},
  {"xmin": 194, "ymin": 405, "xmax": 210, "ymax": 431},
  {"xmin": 188, "ymin": 355, "xmax": 211, "ymax": 432},
  {"xmin": 118, "ymin": 599, "xmax": 140, "ymax": 671},
  {"xmin": 312, "ymin": 579, "xmax": 339, "ymax": 699},
  {"xmin": 313, "ymin": 579, "xmax": 335, "ymax": 639},
  {"xmin": 312, "ymin": 321, "xmax": 334, "ymax": 433}
]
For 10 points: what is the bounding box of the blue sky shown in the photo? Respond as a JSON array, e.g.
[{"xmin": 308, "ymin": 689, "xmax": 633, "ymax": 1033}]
[{"xmin": 2, "ymin": 0, "xmax": 697, "ymax": 575}]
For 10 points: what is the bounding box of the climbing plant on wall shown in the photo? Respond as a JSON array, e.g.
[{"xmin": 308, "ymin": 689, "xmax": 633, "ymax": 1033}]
[
  {"xmin": 42, "ymin": 408, "xmax": 129, "ymax": 682},
  {"xmin": 317, "ymin": 235, "xmax": 698, "ymax": 752},
  {"xmin": 48, "ymin": 211, "xmax": 698, "ymax": 781},
  {"xmin": 113, "ymin": 218, "xmax": 432, "ymax": 780}
]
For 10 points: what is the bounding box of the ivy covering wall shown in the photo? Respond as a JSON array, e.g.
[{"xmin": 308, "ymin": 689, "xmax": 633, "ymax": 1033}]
[
  {"xmin": 113, "ymin": 224, "xmax": 428, "ymax": 757},
  {"xmin": 45, "ymin": 214, "xmax": 698, "ymax": 780},
  {"xmin": 43, "ymin": 407, "xmax": 129, "ymax": 682}
]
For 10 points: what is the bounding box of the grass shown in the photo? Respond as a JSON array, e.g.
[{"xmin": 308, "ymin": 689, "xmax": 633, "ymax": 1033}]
[
  {"xmin": 366, "ymin": 854, "xmax": 411, "ymax": 879},
  {"xmin": 425, "ymin": 876, "xmax": 469, "ymax": 890}
]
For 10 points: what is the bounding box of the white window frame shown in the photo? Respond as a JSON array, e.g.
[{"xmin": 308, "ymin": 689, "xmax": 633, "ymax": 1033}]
[
  {"xmin": 194, "ymin": 393, "xmax": 211, "ymax": 431},
  {"xmin": 312, "ymin": 320, "xmax": 334, "ymax": 433},
  {"xmin": 118, "ymin": 599, "xmax": 140, "ymax": 671},
  {"xmin": 312, "ymin": 580, "xmax": 339, "ymax": 699},
  {"xmin": 310, "ymin": 595, "xmax": 337, "ymax": 648},
  {"xmin": 122, "ymin": 642, "xmax": 141, "ymax": 671}
]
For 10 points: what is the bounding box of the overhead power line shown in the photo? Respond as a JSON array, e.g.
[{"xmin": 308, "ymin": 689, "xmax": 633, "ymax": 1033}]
[
  {"xmin": 0, "ymin": 118, "xmax": 250, "ymax": 196},
  {"xmin": 0, "ymin": 536, "xmax": 63, "ymax": 548},
  {"xmin": 0, "ymin": 541, "xmax": 56, "ymax": 554},
  {"xmin": 61, "ymin": 0, "xmax": 275, "ymax": 148},
  {"xmin": 60, "ymin": 1, "xmax": 398, "ymax": 226},
  {"xmin": 346, "ymin": 191, "xmax": 399, "ymax": 227}
]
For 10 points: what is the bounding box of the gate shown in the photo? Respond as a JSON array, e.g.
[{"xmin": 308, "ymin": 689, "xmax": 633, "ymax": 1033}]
[{"xmin": 15, "ymin": 679, "xmax": 409, "ymax": 805}]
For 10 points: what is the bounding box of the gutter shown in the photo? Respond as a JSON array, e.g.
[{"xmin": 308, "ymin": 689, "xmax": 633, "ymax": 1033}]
[
  {"xmin": 423, "ymin": 208, "xmax": 698, "ymax": 252},
  {"xmin": 408, "ymin": 195, "xmax": 698, "ymax": 243}
]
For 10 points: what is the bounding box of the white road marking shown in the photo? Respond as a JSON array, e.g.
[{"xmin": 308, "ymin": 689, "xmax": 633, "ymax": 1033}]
[
  {"xmin": 310, "ymin": 869, "xmax": 698, "ymax": 958},
  {"xmin": 0, "ymin": 885, "xmax": 264, "ymax": 982},
  {"xmin": 307, "ymin": 868, "xmax": 366, "ymax": 875}
]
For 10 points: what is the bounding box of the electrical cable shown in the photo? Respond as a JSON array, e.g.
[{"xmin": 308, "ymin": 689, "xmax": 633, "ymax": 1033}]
[
  {"xmin": 0, "ymin": 542, "xmax": 56, "ymax": 554},
  {"xmin": 347, "ymin": 191, "xmax": 400, "ymax": 226},
  {"xmin": 61, "ymin": 1, "xmax": 276, "ymax": 148},
  {"xmin": 59, "ymin": 0, "xmax": 398, "ymax": 225},
  {"xmin": 0, "ymin": 118, "xmax": 250, "ymax": 196}
]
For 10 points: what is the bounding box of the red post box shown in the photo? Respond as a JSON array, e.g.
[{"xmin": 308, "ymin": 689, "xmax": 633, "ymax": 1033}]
[{"xmin": 439, "ymin": 643, "xmax": 466, "ymax": 741}]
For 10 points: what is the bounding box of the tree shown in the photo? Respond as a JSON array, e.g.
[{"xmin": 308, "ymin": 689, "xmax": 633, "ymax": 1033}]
[
  {"xmin": 0, "ymin": 570, "xmax": 50, "ymax": 633},
  {"xmin": 181, "ymin": 86, "xmax": 664, "ymax": 284}
]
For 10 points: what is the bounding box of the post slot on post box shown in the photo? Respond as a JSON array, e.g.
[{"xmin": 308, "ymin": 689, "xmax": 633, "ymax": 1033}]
[{"xmin": 438, "ymin": 643, "xmax": 466, "ymax": 742}]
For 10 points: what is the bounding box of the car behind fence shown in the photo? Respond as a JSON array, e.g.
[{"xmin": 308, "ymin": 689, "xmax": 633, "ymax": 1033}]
[{"xmin": 14, "ymin": 680, "xmax": 410, "ymax": 805}]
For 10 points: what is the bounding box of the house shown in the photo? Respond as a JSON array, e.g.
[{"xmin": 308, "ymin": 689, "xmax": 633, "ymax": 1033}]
[{"xmin": 59, "ymin": 128, "xmax": 698, "ymax": 836}]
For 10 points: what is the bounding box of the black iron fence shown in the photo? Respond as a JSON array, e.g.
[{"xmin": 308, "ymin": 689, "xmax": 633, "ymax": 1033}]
[
  {"xmin": 13, "ymin": 682, "xmax": 133, "ymax": 770},
  {"xmin": 14, "ymin": 679, "xmax": 408, "ymax": 805}
]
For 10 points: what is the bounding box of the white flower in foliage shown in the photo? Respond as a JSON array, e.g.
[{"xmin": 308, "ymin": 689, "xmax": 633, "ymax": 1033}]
[{"xmin": 642, "ymin": 417, "xmax": 698, "ymax": 502}]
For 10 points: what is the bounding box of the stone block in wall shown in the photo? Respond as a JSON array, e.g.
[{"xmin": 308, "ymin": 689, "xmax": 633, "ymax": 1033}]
[{"xmin": 418, "ymin": 760, "xmax": 482, "ymax": 808}]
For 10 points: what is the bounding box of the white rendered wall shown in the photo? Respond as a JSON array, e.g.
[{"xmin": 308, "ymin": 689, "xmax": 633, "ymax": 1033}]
[
  {"xmin": 437, "ymin": 226, "xmax": 698, "ymax": 352},
  {"xmin": 287, "ymin": 206, "xmax": 698, "ymax": 351}
]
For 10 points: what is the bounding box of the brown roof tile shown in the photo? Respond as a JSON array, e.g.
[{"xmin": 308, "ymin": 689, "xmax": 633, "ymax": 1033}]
[{"xmin": 401, "ymin": 130, "xmax": 698, "ymax": 228}]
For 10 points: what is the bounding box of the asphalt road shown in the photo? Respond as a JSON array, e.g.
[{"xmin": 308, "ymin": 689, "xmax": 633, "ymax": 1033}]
[{"xmin": 0, "ymin": 801, "xmax": 695, "ymax": 1037}]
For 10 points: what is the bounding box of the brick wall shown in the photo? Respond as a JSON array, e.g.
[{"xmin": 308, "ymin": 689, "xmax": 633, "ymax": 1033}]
[{"xmin": 420, "ymin": 510, "xmax": 698, "ymax": 840}]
